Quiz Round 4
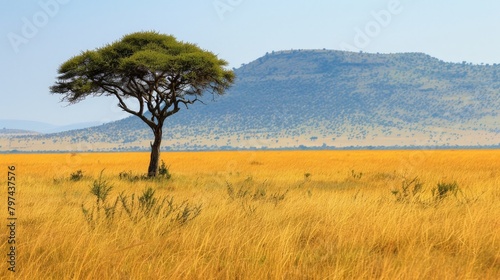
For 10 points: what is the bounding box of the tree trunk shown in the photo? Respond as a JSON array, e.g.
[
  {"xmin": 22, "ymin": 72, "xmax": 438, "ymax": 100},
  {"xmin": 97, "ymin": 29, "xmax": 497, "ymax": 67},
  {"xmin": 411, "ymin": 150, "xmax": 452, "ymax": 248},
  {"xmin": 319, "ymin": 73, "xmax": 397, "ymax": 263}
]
[{"xmin": 147, "ymin": 129, "xmax": 162, "ymax": 177}]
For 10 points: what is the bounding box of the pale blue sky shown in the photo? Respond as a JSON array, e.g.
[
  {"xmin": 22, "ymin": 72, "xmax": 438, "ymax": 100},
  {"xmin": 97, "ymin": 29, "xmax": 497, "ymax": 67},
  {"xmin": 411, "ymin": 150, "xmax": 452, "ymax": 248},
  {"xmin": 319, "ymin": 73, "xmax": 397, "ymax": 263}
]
[{"xmin": 1, "ymin": 0, "xmax": 500, "ymax": 126}]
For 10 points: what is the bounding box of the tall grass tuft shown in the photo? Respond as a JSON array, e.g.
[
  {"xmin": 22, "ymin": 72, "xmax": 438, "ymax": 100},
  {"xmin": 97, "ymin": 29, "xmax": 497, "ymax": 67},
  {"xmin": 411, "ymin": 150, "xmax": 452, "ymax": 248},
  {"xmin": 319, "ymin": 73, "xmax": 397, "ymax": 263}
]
[
  {"xmin": 391, "ymin": 176, "xmax": 423, "ymax": 203},
  {"xmin": 433, "ymin": 181, "xmax": 459, "ymax": 201}
]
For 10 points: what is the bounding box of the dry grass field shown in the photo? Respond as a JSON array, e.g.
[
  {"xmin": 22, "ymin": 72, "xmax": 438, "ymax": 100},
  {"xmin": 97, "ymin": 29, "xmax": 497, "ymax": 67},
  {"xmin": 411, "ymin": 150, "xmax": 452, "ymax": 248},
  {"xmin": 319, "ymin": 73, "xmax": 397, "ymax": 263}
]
[{"xmin": 0, "ymin": 150, "xmax": 499, "ymax": 279}]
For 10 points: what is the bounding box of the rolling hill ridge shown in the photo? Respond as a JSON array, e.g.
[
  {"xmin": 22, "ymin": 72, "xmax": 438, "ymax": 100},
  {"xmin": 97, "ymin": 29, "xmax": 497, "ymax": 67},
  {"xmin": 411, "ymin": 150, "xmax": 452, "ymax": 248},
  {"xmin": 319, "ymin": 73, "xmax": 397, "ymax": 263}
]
[{"xmin": 2, "ymin": 49, "xmax": 499, "ymax": 152}]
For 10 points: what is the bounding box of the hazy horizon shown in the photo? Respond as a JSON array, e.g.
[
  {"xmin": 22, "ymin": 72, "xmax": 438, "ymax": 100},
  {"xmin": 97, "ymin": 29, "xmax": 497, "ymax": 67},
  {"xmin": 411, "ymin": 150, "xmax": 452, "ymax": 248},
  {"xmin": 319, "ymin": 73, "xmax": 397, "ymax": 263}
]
[{"xmin": 2, "ymin": 0, "xmax": 500, "ymax": 125}]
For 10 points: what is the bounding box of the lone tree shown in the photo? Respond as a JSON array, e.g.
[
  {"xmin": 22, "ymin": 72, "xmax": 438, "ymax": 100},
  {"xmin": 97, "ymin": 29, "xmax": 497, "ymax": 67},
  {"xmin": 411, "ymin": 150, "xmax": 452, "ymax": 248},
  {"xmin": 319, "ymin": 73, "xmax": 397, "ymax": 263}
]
[{"xmin": 51, "ymin": 31, "xmax": 234, "ymax": 177}]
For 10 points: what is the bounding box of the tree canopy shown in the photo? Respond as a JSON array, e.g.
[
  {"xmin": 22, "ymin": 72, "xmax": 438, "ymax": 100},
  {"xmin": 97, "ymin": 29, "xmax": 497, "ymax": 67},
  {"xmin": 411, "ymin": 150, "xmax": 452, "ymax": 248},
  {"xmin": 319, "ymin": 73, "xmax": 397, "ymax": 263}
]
[{"xmin": 51, "ymin": 31, "xmax": 235, "ymax": 176}]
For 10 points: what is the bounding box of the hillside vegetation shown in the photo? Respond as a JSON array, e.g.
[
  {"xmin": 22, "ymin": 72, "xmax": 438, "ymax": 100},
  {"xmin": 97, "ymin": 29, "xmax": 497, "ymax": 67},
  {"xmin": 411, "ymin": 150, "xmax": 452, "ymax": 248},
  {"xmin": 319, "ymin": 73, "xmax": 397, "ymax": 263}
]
[{"xmin": 2, "ymin": 50, "xmax": 499, "ymax": 152}]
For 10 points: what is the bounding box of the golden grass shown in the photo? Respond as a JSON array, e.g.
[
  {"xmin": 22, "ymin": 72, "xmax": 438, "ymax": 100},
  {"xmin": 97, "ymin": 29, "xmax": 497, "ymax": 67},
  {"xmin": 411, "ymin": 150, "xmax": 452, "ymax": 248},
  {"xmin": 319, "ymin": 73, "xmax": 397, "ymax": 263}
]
[{"xmin": 0, "ymin": 150, "xmax": 499, "ymax": 279}]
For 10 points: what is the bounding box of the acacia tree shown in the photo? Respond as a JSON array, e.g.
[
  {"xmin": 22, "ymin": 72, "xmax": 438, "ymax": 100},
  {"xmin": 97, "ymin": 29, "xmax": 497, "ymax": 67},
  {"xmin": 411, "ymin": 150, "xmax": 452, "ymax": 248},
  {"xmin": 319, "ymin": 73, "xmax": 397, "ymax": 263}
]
[{"xmin": 51, "ymin": 31, "xmax": 234, "ymax": 177}]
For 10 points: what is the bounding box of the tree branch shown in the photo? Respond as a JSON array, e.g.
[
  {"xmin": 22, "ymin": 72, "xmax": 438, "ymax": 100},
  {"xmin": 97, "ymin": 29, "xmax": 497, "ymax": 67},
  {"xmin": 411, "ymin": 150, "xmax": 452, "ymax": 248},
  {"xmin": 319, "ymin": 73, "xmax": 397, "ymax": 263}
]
[
  {"xmin": 176, "ymin": 97, "xmax": 205, "ymax": 109},
  {"xmin": 113, "ymin": 92, "xmax": 155, "ymax": 129}
]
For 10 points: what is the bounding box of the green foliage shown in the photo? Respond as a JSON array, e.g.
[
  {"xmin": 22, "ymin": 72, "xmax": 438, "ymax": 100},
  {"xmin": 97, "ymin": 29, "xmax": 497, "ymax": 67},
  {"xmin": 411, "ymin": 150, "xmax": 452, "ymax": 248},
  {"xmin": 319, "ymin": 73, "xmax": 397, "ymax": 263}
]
[
  {"xmin": 391, "ymin": 177, "xmax": 475, "ymax": 206},
  {"xmin": 82, "ymin": 170, "xmax": 116, "ymax": 227},
  {"xmin": 119, "ymin": 170, "xmax": 159, "ymax": 182},
  {"xmin": 138, "ymin": 187, "xmax": 158, "ymax": 216},
  {"xmin": 70, "ymin": 170, "xmax": 84, "ymax": 181},
  {"xmin": 51, "ymin": 31, "xmax": 235, "ymax": 176},
  {"xmin": 432, "ymin": 182, "xmax": 459, "ymax": 201},
  {"xmin": 118, "ymin": 167, "xmax": 170, "ymax": 182},
  {"xmin": 226, "ymin": 181, "xmax": 248, "ymax": 200},
  {"xmin": 82, "ymin": 172, "xmax": 201, "ymax": 229},
  {"xmin": 91, "ymin": 170, "xmax": 113, "ymax": 203},
  {"xmin": 391, "ymin": 176, "xmax": 423, "ymax": 203},
  {"xmin": 51, "ymin": 31, "xmax": 234, "ymax": 104},
  {"xmin": 118, "ymin": 188, "xmax": 201, "ymax": 225},
  {"xmin": 269, "ymin": 189, "xmax": 289, "ymax": 207},
  {"xmin": 118, "ymin": 170, "xmax": 142, "ymax": 182},
  {"xmin": 226, "ymin": 181, "xmax": 289, "ymax": 215},
  {"xmin": 158, "ymin": 160, "xmax": 171, "ymax": 179}
]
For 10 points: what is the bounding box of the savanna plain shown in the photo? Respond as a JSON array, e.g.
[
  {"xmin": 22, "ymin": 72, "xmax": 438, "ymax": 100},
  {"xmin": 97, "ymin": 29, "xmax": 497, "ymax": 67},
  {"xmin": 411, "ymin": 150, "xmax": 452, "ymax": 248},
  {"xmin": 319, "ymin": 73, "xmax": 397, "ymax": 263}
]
[{"xmin": 0, "ymin": 150, "xmax": 499, "ymax": 279}]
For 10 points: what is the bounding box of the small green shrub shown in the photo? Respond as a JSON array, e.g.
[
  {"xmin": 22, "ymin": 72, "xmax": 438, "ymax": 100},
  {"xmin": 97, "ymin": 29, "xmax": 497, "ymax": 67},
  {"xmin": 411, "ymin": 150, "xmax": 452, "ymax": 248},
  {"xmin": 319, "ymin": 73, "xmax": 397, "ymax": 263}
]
[
  {"xmin": 391, "ymin": 176, "xmax": 423, "ymax": 203},
  {"xmin": 119, "ymin": 188, "xmax": 201, "ymax": 225},
  {"xmin": 226, "ymin": 181, "xmax": 289, "ymax": 211},
  {"xmin": 70, "ymin": 170, "xmax": 84, "ymax": 181},
  {"xmin": 351, "ymin": 170, "xmax": 363, "ymax": 180},
  {"xmin": 82, "ymin": 173, "xmax": 201, "ymax": 229},
  {"xmin": 82, "ymin": 170, "xmax": 116, "ymax": 227},
  {"xmin": 91, "ymin": 171, "xmax": 113, "ymax": 204},
  {"xmin": 391, "ymin": 177, "xmax": 468, "ymax": 205},
  {"xmin": 269, "ymin": 189, "xmax": 289, "ymax": 206},
  {"xmin": 158, "ymin": 160, "xmax": 171, "ymax": 179},
  {"xmin": 119, "ymin": 170, "xmax": 168, "ymax": 182},
  {"xmin": 119, "ymin": 170, "xmax": 142, "ymax": 182},
  {"xmin": 432, "ymin": 181, "xmax": 459, "ymax": 201},
  {"xmin": 226, "ymin": 182, "xmax": 250, "ymax": 200}
]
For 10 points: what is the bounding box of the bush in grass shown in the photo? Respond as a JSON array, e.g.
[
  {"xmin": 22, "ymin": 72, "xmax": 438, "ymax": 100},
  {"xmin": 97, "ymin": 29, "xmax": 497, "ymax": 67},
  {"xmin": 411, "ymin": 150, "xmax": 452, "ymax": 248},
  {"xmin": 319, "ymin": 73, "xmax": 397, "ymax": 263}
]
[
  {"xmin": 432, "ymin": 181, "xmax": 459, "ymax": 201},
  {"xmin": 391, "ymin": 176, "xmax": 423, "ymax": 203},
  {"xmin": 158, "ymin": 160, "xmax": 171, "ymax": 179},
  {"xmin": 70, "ymin": 170, "xmax": 84, "ymax": 181},
  {"xmin": 82, "ymin": 172, "xmax": 200, "ymax": 230}
]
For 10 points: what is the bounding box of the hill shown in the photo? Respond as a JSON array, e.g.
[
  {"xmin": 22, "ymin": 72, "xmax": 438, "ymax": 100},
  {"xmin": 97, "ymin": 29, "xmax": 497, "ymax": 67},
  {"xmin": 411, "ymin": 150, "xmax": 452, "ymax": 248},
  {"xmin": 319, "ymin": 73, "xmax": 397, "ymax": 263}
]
[
  {"xmin": 0, "ymin": 119, "xmax": 102, "ymax": 134},
  {"xmin": 1, "ymin": 50, "xmax": 499, "ymax": 152},
  {"xmin": 0, "ymin": 128, "xmax": 39, "ymax": 136}
]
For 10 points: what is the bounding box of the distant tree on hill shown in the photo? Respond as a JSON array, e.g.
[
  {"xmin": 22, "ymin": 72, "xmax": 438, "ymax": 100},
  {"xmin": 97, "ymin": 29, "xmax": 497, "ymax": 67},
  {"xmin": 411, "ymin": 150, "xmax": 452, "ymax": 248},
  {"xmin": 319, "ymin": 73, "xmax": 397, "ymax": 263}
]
[{"xmin": 50, "ymin": 31, "xmax": 234, "ymax": 176}]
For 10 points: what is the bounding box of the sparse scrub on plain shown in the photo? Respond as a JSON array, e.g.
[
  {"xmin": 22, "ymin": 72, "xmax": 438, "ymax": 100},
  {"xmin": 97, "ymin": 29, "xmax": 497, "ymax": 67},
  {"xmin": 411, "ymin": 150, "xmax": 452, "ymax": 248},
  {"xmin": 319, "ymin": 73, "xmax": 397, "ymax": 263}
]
[
  {"xmin": 157, "ymin": 160, "xmax": 171, "ymax": 179},
  {"xmin": 118, "ymin": 161, "xmax": 171, "ymax": 182},
  {"xmin": 391, "ymin": 175, "xmax": 424, "ymax": 203},
  {"xmin": 69, "ymin": 169, "xmax": 84, "ymax": 181},
  {"xmin": 433, "ymin": 181, "xmax": 459, "ymax": 200},
  {"xmin": 118, "ymin": 187, "xmax": 201, "ymax": 225},
  {"xmin": 82, "ymin": 171, "xmax": 201, "ymax": 229},
  {"xmin": 81, "ymin": 170, "xmax": 116, "ymax": 227},
  {"xmin": 0, "ymin": 150, "xmax": 498, "ymax": 279},
  {"xmin": 118, "ymin": 170, "xmax": 142, "ymax": 182},
  {"xmin": 391, "ymin": 175, "xmax": 481, "ymax": 207}
]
